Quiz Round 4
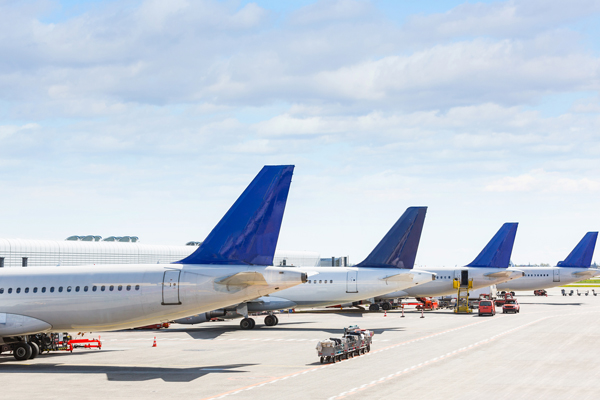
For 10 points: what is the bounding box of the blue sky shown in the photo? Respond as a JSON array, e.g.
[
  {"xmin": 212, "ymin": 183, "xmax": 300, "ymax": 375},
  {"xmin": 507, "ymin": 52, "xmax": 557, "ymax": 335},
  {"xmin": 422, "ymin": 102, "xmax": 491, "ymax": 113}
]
[{"xmin": 1, "ymin": 0, "xmax": 600, "ymax": 267}]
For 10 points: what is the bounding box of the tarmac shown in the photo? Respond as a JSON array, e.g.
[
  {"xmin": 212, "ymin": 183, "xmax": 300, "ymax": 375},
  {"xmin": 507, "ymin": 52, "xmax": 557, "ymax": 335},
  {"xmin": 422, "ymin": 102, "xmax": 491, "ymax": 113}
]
[{"xmin": 1, "ymin": 287, "xmax": 600, "ymax": 400}]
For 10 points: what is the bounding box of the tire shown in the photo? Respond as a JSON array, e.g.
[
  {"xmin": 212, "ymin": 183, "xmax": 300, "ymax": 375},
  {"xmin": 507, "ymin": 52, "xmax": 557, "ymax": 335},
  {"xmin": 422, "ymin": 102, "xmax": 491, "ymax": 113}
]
[
  {"xmin": 28, "ymin": 342, "xmax": 39, "ymax": 359},
  {"xmin": 240, "ymin": 318, "xmax": 253, "ymax": 330},
  {"xmin": 367, "ymin": 345, "xmax": 370, "ymax": 352},
  {"xmin": 13, "ymin": 342, "xmax": 32, "ymax": 361},
  {"xmin": 369, "ymin": 304, "xmax": 380, "ymax": 312},
  {"xmin": 320, "ymin": 357, "xmax": 324, "ymax": 364},
  {"xmin": 264, "ymin": 315, "xmax": 276, "ymax": 326},
  {"xmin": 273, "ymin": 316, "xmax": 279, "ymax": 326},
  {"xmin": 381, "ymin": 302, "xmax": 392, "ymax": 311}
]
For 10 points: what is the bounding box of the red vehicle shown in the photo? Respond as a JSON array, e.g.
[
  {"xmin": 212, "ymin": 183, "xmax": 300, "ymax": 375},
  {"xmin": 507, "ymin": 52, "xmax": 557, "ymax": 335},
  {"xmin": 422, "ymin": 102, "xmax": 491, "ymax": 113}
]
[
  {"xmin": 502, "ymin": 298, "xmax": 520, "ymax": 313},
  {"xmin": 478, "ymin": 300, "xmax": 496, "ymax": 316},
  {"xmin": 533, "ymin": 289, "xmax": 547, "ymax": 296}
]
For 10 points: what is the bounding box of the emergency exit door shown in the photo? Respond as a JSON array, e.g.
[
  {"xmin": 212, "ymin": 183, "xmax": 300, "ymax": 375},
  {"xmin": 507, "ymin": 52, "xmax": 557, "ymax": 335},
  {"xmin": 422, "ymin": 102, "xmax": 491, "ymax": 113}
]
[
  {"xmin": 553, "ymin": 269, "xmax": 560, "ymax": 282},
  {"xmin": 162, "ymin": 270, "xmax": 182, "ymax": 305},
  {"xmin": 346, "ymin": 271, "xmax": 358, "ymax": 293}
]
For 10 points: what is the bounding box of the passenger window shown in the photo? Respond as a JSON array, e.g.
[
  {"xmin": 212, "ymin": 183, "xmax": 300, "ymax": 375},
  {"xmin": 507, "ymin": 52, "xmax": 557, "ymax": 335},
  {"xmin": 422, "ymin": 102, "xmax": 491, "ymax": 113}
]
[
  {"xmin": 109, "ymin": 285, "xmax": 114, "ymax": 291},
  {"xmin": 67, "ymin": 286, "xmax": 72, "ymax": 292},
  {"xmin": 330, "ymin": 280, "xmax": 333, "ymax": 283},
  {"xmin": 8, "ymin": 288, "xmax": 12, "ymax": 294},
  {"xmin": 25, "ymin": 288, "xmax": 29, "ymax": 293},
  {"xmin": 0, "ymin": 288, "xmax": 3, "ymax": 294},
  {"xmin": 16, "ymin": 288, "xmax": 21, "ymax": 293},
  {"xmin": 319, "ymin": 280, "xmax": 322, "ymax": 283},
  {"xmin": 42, "ymin": 287, "xmax": 46, "ymax": 293},
  {"xmin": 135, "ymin": 285, "xmax": 140, "ymax": 290},
  {"xmin": 127, "ymin": 285, "xmax": 131, "ymax": 291},
  {"xmin": 33, "ymin": 287, "xmax": 38, "ymax": 293},
  {"xmin": 58, "ymin": 287, "xmax": 63, "ymax": 292},
  {"xmin": 118, "ymin": 285, "xmax": 123, "ymax": 291},
  {"xmin": 92, "ymin": 286, "xmax": 97, "ymax": 292},
  {"xmin": 84, "ymin": 286, "xmax": 89, "ymax": 292},
  {"xmin": 308, "ymin": 280, "xmax": 311, "ymax": 284},
  {"xmin": 101, "ymin": 286, "xmax": 106, "ymax": 291},
  {"xmin": 75, "ymin": 286, "xmax": 80, "ymax": 292}
]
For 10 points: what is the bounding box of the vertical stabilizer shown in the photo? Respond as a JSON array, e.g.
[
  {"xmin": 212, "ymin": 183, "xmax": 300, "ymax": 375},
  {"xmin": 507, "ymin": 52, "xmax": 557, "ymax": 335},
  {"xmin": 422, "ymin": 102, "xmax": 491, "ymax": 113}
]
[
  {"xmin": 355, "ymin": 206, "xmax": 427, "ymax": 269},
  {"xmin": 467, "ymin": 223, "xmax": 518, "ymax": 268},
  {"xmin": 557, "ymin": 232, "xmax": 598, "ymax": 268},
  {"xmin": 175, "ymin": 165, "xmax": 294, "ymax": 266}
]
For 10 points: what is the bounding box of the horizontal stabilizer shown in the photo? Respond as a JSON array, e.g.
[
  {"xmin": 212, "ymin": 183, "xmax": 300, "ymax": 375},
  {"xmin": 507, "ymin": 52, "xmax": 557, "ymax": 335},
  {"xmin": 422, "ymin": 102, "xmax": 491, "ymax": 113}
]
[
  {"xmin": 381, "ymin": 272, "xmax": 417, "ymax": 282},
  {"xmin": 484, "ymin": 270, "xmax": 515, "ymax": 278},
  {"xmin": 557, "ymin": 232, "xmax": 598, "ymax": 268},
  {"xmin": 356, "ymin": 207, "xmax": 427, "ymax": 269},
  {"xmin": 176, "ymin": 165, "xmax": 294, "ymax": 266},
  {"xmin": 467, "ymin": 223, "xmax": 518, "ymax": 269},
  {"xmin": 215, "ymin": 271, "xmax": 268, "ymax": 287}
]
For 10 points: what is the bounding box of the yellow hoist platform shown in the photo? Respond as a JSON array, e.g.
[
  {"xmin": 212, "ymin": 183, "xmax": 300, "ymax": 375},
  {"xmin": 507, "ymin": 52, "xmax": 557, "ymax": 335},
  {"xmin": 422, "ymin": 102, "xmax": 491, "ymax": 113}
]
[{"xmin": 453, "ymin": 279, "xmax": 473, "ymax": 313}]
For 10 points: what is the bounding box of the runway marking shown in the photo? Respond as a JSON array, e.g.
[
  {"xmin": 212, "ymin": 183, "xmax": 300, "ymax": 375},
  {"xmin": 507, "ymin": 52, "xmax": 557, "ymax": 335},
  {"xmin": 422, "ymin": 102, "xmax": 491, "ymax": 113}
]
[
  {"xmin": 199, "ymin": 319, "xmax": 492, "ymax": 400},
  {"xmin": 327, "ymin": 309, "xmax": 600, "ymax": 399}
]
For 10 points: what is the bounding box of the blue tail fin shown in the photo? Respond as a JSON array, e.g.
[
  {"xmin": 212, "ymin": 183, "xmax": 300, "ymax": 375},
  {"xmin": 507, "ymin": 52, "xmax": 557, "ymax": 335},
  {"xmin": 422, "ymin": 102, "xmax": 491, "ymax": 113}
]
[
  {"xmin": 175, "ymin": 165, "xmax": 294, "ymax": 266},
  {"xmin": 355, "ymin": 206, "xmax": 427, "ymax": 269},
  {"xmin": 557, "ymin": 232, "xmax": 598, "ymax": 268},
  {"xmin": 467, "ymin": 223, "xmax": 518, "ymax": 268}
]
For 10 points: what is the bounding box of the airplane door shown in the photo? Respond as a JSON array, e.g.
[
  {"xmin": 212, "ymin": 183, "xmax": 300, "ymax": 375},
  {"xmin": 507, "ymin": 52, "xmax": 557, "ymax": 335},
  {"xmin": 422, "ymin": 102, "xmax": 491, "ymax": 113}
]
[
  {"xmin": 553, "ymin": 269, "xmax": 560, "ymax": 282},
  {"xmin": 346, "ymin": 271, "xmax": 358, "ymax": 293},
  {"xmin": 461, "ymin": 270, "xmax": 469, "ymax": 286},
  {"xmin": 162, "ymin": 270, "xmax": 182, "ymax": 305}
]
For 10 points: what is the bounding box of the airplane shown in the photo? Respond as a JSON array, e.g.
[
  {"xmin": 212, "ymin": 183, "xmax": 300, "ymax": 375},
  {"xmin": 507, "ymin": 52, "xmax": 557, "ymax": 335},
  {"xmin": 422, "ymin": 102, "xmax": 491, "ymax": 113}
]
[
  {"xmin": 0, "ymin": 165, "xmax": 307, "ymax": 361},
  {"xmin": 368, "ymin": 222, "xmax": 524, "ymax": 309},
  {"xmin": 175, "ymin": 206, "xmax": 436, "ymax": 329},
  {"xmin": 496, "ymin": 232, "xmax": 599, "ymax": 292}
]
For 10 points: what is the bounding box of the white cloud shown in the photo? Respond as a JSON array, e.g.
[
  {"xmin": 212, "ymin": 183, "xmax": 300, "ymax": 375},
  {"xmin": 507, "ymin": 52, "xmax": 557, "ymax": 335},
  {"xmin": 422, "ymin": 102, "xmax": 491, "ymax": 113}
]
[{"xmin": 485, "ymin": 169, "xmax": 600, "ymax": 193}]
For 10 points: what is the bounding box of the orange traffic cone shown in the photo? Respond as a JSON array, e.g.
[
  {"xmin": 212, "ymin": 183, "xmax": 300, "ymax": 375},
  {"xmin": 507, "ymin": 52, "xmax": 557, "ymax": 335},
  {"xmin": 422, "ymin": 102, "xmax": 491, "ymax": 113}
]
[
  {"xmin": 152, "ymin": 337, "xmax": 157, "ymax": 347},
  {"xmin": 384, "ymin": 310, "xmax": 387, "ymax": 317}
]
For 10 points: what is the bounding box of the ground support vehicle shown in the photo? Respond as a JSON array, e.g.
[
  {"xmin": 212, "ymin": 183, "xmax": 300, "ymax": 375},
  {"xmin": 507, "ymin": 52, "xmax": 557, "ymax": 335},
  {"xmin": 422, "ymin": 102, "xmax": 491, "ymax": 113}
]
[
  {"xmin": 502, "ymin": 298, "xmax": 520, "ymax": 313},
  {"xmin": 134, "ymin": 322, "xmax": 171, "ymax": 330},
  {"xmin": 478, "ymin": 300, "xmax": 496, "ymax": 316},
  {"xmin": 534, "ymin": 289, "xmax": 547, "ymax": 296},
  {"xmin": 316, "ymin": 326, "xmax": 373, "ymax": 364},
  {"xmin": 496, "ymin": 292, "xmax": 515, "ymax": 307},
  {"xmin": 415, "ymin": 297, "xmax": 439, "ymax": 311},
  {"xmin": 0, "ymin": 332, "xmax": 102, "ymax": 361}
]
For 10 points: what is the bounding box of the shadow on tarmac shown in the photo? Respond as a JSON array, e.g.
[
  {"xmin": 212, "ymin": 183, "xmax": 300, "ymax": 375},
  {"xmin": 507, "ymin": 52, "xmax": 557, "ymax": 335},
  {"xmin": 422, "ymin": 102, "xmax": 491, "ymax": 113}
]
[{"xmin": 0, "ymin": 362, "xmax": 255, "ymax": 382}]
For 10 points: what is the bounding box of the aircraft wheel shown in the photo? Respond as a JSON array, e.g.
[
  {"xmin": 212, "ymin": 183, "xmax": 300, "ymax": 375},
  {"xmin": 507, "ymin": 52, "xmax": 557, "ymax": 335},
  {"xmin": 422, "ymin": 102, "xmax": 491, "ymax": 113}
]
[
  {"xmin": 28, "ymin": 342, "xmax": 39, "ymax": 359},
  {"xmin": 13, "ymin": 342, "xmax": 32, "ymax": 361},
  {"xmin": 264, "ymin": 315, "xmax": 276, "ymax": 326},
  {"xmin": 273, "ymin": 316, "xmax": 279, "ymax": 325},
  {"xmin": 249, "ymin": 318, "xmax": 255, "ymax": 328},
  {"xmin": 369, "ymin": 304, "xmax": 380, "ymax": 312},
  {"xmin": 240, "ymin": 318, "xmax": 254, "ymax": 330},
  {"xmin": 381, "ymin": 302, "xmax": 392, "ymax": 311}
]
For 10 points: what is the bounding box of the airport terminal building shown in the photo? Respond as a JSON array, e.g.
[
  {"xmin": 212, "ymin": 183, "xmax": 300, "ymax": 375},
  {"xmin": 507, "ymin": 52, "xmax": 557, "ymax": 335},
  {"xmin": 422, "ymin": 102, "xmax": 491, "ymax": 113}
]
[{"xmin": 0, "ymin": 237, "xmax": 321, "ymax": 268}]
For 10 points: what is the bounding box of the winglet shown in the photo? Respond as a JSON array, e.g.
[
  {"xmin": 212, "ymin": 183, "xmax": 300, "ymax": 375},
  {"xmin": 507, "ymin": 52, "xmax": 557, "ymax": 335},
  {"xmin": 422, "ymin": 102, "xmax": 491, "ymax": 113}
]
[
  {"xmin": 355, "ymin": 206, "xmax": 427, "ymax": 269},
  {"xmin": 175, "ymin": 165, "xmax": 294, "ymax": 266},
  {"xmin": 467, "ymin": 223, "xmax": 518, "ymax": 268},
  {"xmin": 557, "ymin": 232, "xmax": 598, "ymax": 268}
]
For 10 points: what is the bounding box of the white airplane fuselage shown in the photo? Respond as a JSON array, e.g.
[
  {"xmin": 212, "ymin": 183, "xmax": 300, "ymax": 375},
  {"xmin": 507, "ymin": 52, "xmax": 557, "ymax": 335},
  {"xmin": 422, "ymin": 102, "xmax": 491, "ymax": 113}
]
[
  {"xmin": 496, "ymin": 267, "xmax": 600, "ymax": 291},
  {"xmin": 237, "ymin": 267, "xmax": 435, "ymax": 312},
  {"xmin": 0, "ymin": 264, "xmax": 304, "ymax": 336},
  {"xmin": 375, "ymin": 266, "xmax": 524, "ymax": 299}
]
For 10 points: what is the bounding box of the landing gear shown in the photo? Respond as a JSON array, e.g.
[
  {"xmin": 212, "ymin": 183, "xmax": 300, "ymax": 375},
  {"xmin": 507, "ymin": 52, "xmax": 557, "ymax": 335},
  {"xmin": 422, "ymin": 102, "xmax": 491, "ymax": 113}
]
[
  {"xmin": 264, "ymin": 315, "xmax": 279, "ymax": 327},
  {"xmin": 240, "ymin": 318, "xmax": 256, "ymax": 330},
  {"xmin": 28, "ymin": 342, "xmax": 39, "ymax": 359},
  {"xmin": 381, "ymin": 302, "xmax": 392, "ymax": 311},
  {"xmin": 13, "ymin": 342, "xmax": 32, "ymax": 361},
  {"xmin": 369, "ymin": 303, "xmax": 380, "ymax": 311}
]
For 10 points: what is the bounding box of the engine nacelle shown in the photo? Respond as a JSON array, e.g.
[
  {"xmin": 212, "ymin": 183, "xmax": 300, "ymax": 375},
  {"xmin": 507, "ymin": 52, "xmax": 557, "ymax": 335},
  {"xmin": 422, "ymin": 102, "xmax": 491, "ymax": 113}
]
[
  {"xmin": 173, "ymin": 309, "xmax": 228, "ymax": 325},
  {"xmin": 0, "ymin": 313, "xmax": 52, "ymax": 336}
]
